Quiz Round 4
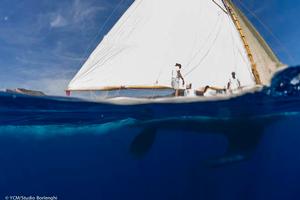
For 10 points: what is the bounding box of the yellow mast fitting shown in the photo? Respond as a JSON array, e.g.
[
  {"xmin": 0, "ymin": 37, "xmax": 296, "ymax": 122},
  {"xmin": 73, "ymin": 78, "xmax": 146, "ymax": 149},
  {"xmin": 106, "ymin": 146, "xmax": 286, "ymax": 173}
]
[{"xmin": 224, "ymin": 1, "xmax": 262, "ymax": 85}]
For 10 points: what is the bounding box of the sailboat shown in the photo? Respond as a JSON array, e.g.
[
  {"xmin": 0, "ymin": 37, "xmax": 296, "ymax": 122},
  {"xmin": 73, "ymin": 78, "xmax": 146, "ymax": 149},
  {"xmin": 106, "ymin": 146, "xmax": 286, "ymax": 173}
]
[{"xmin": 66, "ymin": 0, "xmax": 284, "ymax": 99}]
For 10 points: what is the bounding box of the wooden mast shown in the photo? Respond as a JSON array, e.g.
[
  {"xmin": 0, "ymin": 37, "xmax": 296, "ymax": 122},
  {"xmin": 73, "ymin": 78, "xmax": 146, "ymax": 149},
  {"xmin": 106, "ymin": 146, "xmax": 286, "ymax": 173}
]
[{"xmin": 223, "ymin": 0, "xmax": 262, "ymax": 85}]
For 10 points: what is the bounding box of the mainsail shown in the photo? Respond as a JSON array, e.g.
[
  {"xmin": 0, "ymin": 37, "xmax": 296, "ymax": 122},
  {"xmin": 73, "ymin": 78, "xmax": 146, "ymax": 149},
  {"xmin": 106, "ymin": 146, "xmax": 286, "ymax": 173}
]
[{"xmin": 67, "ymin": 0, "xmax": 281, "ymax": 92}]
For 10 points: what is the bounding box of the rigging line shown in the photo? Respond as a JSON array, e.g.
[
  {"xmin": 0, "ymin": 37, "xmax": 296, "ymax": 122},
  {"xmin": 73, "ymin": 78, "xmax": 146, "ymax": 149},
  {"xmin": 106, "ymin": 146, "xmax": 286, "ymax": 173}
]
[
  {"xmin": 185, "ymin": 20, "xmax": 224, "ymax": 77},
  {"xmin": 156, "ymin": 3, "xmax": 217, "ymax": 82},
  {"xmin": 78, "ymin": 47, "xmax": 127, "ymax": 81},
  {"xmin": 73, "ymin": 0, "xmax": 142, "ymax": 83},
  {"xmin": 154, "ymin": 65, "xmax": 163, "ymax": 86},
  {"xmin": 185, "ymin": 14, "xmax": 223, "ymax": 68},
  {"xmin": 74, "ymin": 0, "xmax": 129, "ymax": 77},
  {"xmin": 235, "ymin": 0, "xmax": 296, "ymax": 64},
  {"xmin": 112, "ymin": 0, "xmax": 145, "ymax": 39},
  {"xmin": 154, "ymin": 18, "xmax": 222, "ymax": 86},
  {"xmin": 212, "ymin": 0, "xmax": 228, "ymax": 14},
  {"xmin": 72, "ymin": 0, "xmax": 127, "ymax": 82},
  {"xmin": 113, "ymin": 16, "xmax": 143, "ymax": 44},
  {"xmin": 185, "ymin": 5, "xmax": 205, "ymax": 66},
  {"xmin": 224, "ymin": 8, "xmax": 238, "ymax": 72},
  {"xmin": 154, "ymin": 14, "xmax": 212, "ymax": 84},
  {"xmin": 73, "ymin": 45, "xmax": 118, "ymax": 80}
]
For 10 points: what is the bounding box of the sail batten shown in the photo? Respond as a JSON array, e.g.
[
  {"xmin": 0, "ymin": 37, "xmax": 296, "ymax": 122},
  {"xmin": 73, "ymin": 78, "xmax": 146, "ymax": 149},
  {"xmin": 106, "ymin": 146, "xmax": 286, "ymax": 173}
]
[{"xmin": 67, "ymin": 0, "xmax": 278, "ymax": 92}]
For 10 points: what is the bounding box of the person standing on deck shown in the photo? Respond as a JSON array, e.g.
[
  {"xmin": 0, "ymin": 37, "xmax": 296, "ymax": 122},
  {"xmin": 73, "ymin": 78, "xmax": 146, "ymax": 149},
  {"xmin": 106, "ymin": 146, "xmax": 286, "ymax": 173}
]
[
  {"xmin": 172, "ymin": 63, "xmax": 185, "ymax": 96},
  {"xmin": 227, "ymin": 72, "xmax": 241, "ymax": 93}
]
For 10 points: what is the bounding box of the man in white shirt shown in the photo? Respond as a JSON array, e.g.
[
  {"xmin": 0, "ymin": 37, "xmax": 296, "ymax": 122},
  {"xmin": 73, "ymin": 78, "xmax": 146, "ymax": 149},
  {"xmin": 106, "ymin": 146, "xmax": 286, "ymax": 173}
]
[{"xmin": 227, "ymin": 72, "xmax": 241, "ymax": 94}]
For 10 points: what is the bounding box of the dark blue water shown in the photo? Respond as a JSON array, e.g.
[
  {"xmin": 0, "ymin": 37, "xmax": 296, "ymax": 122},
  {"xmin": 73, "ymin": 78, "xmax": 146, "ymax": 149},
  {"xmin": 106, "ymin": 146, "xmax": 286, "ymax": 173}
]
[{"xmin": 1, "ymin": 67, "xmax": 300, "ymax": 200}]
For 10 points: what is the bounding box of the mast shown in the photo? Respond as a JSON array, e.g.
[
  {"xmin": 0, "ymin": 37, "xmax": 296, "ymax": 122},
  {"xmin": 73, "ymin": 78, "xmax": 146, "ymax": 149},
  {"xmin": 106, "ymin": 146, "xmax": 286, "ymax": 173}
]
[{"xmin": 223, "ymin": 0, "xmax": 262, "ymax": 85}]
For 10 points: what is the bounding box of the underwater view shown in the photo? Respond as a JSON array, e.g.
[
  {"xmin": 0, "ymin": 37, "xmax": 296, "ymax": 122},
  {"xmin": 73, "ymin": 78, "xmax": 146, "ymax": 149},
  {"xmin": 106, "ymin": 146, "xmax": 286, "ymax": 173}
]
[{"xmin": 1, "ymin": 66, "xmax": 300, "ymax": 199}]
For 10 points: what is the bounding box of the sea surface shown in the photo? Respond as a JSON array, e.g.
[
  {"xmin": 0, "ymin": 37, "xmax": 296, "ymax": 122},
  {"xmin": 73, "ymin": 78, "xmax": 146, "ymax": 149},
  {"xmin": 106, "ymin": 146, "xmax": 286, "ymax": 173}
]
[{"xmin": 1, "ymin": 66, "xmax": 300, "ymax": 200}]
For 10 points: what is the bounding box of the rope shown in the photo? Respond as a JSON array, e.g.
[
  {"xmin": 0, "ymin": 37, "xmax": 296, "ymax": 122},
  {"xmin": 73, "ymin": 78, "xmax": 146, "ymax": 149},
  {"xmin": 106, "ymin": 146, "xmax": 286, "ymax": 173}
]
[
  {"xmin": 225, "ymin": 9, "xmax": 238, "ymax": 72},
  {"xmin": 71, "ymin": 0, "xmax": 140, "ymax": 84},
  {"xmin": 154, "ymin": 5, "xmax": 219, "ymax": 85},
  {"xmin": 76, "ymin": 0, "xmax": 129, "ymax": 73},
  {"xmin": 212, "ymin": 0, "xmax": 228, "ymax": 14},
  {"xmin": 185, "ymin": 14, "xmax": 222, "ymax": 68},
  {"xmin": 235, "ymin": 0, "xmax": 296, "ymax": 64},
  {"xmin": 111, "ymin": 0, "xmax": 145, "ymax": 42},
  {"xmin": 185, "ymin": 18, "xmax": 224, "ymax": 77}
]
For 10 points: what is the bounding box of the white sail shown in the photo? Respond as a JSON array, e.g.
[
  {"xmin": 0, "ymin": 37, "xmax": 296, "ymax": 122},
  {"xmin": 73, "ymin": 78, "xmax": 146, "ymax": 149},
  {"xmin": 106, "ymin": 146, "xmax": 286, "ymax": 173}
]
[{"xmin": 68, "ymin": 0, "xmax": 256, "ymax": 91}]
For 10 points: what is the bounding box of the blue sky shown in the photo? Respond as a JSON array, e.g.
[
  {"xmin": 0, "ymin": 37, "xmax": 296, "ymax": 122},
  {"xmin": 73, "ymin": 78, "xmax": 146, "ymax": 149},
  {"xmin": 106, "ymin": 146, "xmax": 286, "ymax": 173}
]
[{"xmin": 0, "ymin": 0, "xmax": 299, "ymax": 95}]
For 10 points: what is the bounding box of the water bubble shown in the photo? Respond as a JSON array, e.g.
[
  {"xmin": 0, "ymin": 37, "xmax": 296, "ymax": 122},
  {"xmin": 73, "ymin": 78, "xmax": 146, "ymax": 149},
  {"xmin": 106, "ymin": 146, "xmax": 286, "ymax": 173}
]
[{"xmin": 291, "ymin": 74, "xmax": 300, "ymax": 85}]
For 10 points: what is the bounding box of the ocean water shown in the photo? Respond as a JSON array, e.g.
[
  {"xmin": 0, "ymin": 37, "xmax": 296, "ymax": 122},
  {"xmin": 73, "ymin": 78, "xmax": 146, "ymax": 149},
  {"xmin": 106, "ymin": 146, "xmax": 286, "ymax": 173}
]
[{"xmin": 1, "ymin": 66, "xmax": 300, "ymax": 200}]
